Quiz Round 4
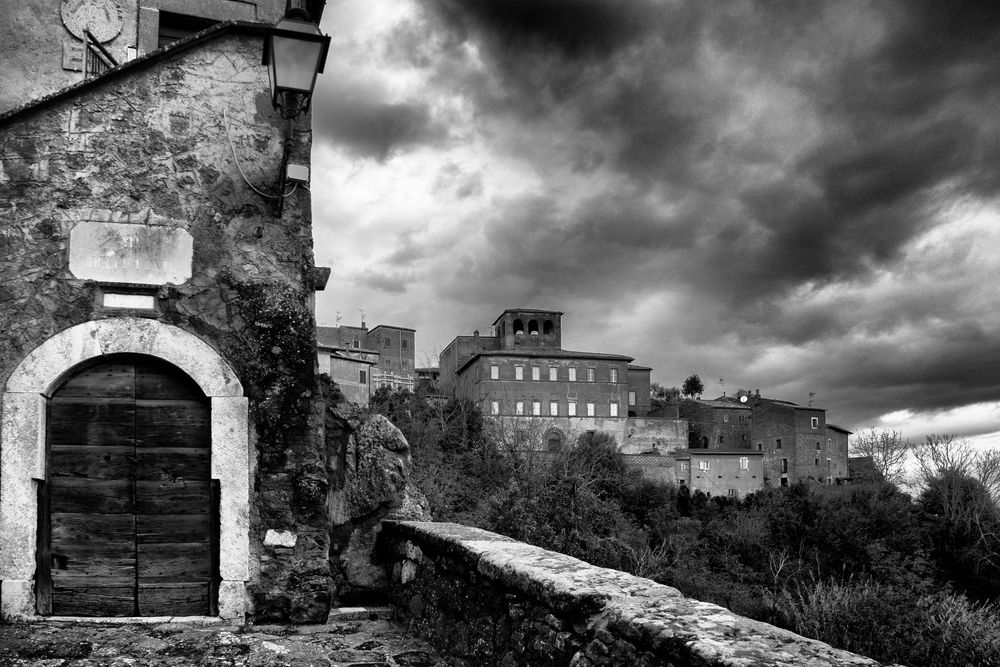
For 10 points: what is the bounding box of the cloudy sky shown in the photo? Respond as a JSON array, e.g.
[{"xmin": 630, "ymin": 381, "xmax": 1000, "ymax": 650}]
[{"xmin": 309, "ymin": 0, "xmax": 1000, "ymax": 447}]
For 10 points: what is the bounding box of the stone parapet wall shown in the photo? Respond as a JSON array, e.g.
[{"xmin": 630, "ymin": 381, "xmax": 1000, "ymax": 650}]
[{"xmin": 380, "ymin": 521, "xmax": 889, "ymax": 666}]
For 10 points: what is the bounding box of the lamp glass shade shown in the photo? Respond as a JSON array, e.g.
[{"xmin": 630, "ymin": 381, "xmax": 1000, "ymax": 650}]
[{"xmin": 265, "ymin": 18, "xmax": 331, "ymax": 109}]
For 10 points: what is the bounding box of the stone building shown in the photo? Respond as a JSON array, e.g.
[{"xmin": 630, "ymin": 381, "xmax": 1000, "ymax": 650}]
[
  {"xmin": 749, "ymin": 393, "xmax": 848, "ymax": 486},
  {"xmin": 681, "ymin": 396, "xmax": 753, "ymax": 449},
  {"xmin": 316, "ymin": 323, "xmax": 417, "ymax": 400},
  {"xmin": 673, "ymin": 449, "xmax": 764, "ymax": 499},
  {"xmin": 438, "ymin": 309, "xmax": 687, "ymax": 454},
  {"xmin": 1, "ymin": 0, "xmax": 327, "ymax": 114},
  {"xmin": 0, "ymin": 6, "xmax": 359, "ymax": 623}
]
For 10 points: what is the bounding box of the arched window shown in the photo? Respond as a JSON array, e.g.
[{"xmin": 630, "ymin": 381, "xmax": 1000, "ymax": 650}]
[
  {"xmin": 543, "ymin": 320, "xmax": 554, "ymax": 335},
  {"xmin": 513, "ymin": 319, "xmax": 524, "ymax": 335},
  {"xmin": 528, "ymin": 319, "xmax": 539, "ymax": 335},
  {"xmin": 545, "ymin": 428, "xmax": 565, "ymax": 452}
]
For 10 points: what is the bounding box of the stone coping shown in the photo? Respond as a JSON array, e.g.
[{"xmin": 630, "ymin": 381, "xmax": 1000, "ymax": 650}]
[{"xmin": 382, "ymin": 521, "xmax": 890, "ymax": 666}]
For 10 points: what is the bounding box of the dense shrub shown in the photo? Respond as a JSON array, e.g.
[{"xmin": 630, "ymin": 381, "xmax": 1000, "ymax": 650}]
[{"xmin": 773, "ymin": 580, "xmax": 1000, "ymax": 667}]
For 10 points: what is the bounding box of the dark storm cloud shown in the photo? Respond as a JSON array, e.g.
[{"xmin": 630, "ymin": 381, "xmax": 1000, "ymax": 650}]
[
  {"xmin": 427, "ymin": 0, "xmax": 655, "ymax": 59},
  {"xmin": 417, "ymin": 0, "xmax": 1000, "ymax": 308},
  {"xmin": 313, "ymin": 98, "xmax": 447, "ymax": 161}
]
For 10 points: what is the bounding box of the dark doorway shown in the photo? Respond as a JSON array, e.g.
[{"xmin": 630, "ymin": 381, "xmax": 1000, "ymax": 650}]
[{"xmin": 38, "ymin": 354, "xmax": 217, "ymax": 616}]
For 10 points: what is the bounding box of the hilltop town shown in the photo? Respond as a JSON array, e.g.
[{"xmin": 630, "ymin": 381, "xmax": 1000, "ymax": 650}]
[{"xmin": 318, "ymin": 307, "xmax": 862, "ymax": 500}]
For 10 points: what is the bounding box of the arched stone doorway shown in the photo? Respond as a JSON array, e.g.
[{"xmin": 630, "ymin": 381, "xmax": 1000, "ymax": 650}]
[
  {"xmin": 0, "ymin": 318, "xmax": 249, "ymax": 620},
  {"xmin": 39, "ymin": 354, "xmax": 215, "ymax": 616}
]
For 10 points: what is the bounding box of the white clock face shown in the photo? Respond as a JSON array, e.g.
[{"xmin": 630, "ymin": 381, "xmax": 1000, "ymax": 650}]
[{"xmin": 61, "ymin": 0, "xmax": 124, "ymax": 43}]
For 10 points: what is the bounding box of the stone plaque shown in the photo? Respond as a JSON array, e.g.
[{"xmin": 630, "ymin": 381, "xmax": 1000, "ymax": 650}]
[
  {"xmin": 62, "ymin": 39, "xmax": 84, "ymax": 72},
  {"xmin": 69, "ymin": 222, "xmax": 193, "ymax": 285}
]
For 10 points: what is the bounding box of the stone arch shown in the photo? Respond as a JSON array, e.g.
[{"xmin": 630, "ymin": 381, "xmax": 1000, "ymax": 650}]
[
  {"xmin": 513, "ymin": 319, "xmax": 524, "ymax": 335},
  {"xmin": 0, "ymin": 318, "xmax": 249, "ymax": 620},
  {"xmin": 528, "ymin": 319, "xmax": 539, "ymax": 335}
]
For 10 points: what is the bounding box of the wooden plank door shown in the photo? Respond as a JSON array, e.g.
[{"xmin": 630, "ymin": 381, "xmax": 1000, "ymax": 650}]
[{"xmin": 44, "ymin": 355, "xmax": 214, "ymax": 616}]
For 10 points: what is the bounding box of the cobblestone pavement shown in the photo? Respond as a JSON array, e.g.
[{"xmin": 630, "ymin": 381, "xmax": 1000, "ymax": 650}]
[{"xmin": 0, "ymin": 608, "xmax": 447, "ymax": 667}]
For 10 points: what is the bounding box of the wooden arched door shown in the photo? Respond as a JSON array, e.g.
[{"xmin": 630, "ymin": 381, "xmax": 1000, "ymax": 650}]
[{"xmin": 37, "ymin": 354, "xmax": 218, "ymax": 616}]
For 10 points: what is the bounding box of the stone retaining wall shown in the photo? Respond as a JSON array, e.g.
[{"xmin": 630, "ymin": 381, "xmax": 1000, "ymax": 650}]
[{"xmin": 379, "ymin": 521, "xmax": 888, "ymax": 666}]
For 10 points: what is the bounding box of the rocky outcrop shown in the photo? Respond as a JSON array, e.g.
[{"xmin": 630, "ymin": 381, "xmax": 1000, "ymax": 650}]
[
  {"xmin": 327, "ymin": 401, "xmax": 430, "ymax": 603},
  {"xmin": 380, "ymin": 521, "xmax": 895, "ymax": 667}
]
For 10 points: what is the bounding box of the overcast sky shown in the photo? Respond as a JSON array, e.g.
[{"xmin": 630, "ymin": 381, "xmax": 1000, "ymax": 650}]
[{"xmin": 309, "ymin": 0, "xmax": 1000, "ymax": 447}]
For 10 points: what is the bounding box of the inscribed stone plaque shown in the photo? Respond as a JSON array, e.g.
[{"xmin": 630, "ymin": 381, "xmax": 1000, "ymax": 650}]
[{"xmin": 69, "ymin": 222, "xmax": 193, "ymax": 285}]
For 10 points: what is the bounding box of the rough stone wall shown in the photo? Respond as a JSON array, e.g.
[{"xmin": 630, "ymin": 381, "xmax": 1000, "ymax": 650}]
[
  {"xmin": 0, "ymin": 29, "xmax": 329, "ymax": 622},
  {"xmin": 380, "ymin": 521, "xmax": 891, "ymax": 667},
  {"xmin": 324, "ymin": 397, "xmax": 430, "ymax": 604}
]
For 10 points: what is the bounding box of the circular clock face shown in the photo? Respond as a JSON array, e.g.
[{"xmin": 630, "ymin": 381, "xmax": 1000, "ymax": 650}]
[{"xmin": 61, "ymin": 0, "xmax": 124, "ymax": 43}]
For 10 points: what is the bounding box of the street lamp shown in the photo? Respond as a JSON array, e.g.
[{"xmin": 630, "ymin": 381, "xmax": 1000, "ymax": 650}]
[
  {"xmin": 260, "ymin": 1, "xmax": 330, "ymax": 215},
  {"xmin": 262, "ymin": 3, "xmax": 331, "ymax": 120}
]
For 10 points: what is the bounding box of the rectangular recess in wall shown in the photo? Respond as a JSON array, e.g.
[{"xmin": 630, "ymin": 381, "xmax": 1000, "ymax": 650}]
[{"xmin": 103, "ymin": 293, "xmax": 156, "ymax": 310}]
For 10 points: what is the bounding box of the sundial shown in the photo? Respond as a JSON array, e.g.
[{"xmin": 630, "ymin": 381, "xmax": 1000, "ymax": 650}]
[{"xmin": 61, "ymin": 0, "xmax": 124, "ymax": 43}]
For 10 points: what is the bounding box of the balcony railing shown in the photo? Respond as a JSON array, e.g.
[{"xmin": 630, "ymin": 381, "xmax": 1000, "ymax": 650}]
[{"xmin": 83, "ymin": 30, "xmax": 117, "ymax": 80}]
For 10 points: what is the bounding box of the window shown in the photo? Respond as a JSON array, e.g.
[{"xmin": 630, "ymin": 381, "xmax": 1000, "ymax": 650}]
[
  {"xmin": 680, "ymin": 462, "xmax": 689, "ymax": 472},
  {"xmin": 402, "ymin": 339, "xmax": 408, "ymax": 350},
  {"xmin": 628, "ymin": 391, "xmax": 636, "ymax": 406},
  {"xmin": 586, "ymin": 402, "xmax": 595, "ymax": 417},
  {"xmin": 490, "ymin": 401, "xmax": 499, "ymax": 415},
  {"xmin": 780, "ymin": 477, "xmax": 789, "ymax": 487},
  {"xmin": 513, "ymin": 319, "xmax": 524, "ymax": 335},
  {"xmin": 531, "ymin": 366, "xmax": 540, "ymax": 381},
  {"xmin": 515, "ymin": 429, "xmax": 527, "ymax": 445},
  {"xmin": 609, "ymin": 368, "xmax": 618, "ymax": 383},
  {"xmin": 739, "ymin": 456, "xmax": 749, "ymax": 470},
  {"xmin": 698, "ymin": 461, "xmax": 710, "ymax": 471},
  {"xmin": 781, "ymin": 459, "xmax": 788, "ymax": 473},
  {"xmin": 815, "ymin": 458, "xmax": 820, "ymax": 466},
  {"xmin": 543, "ymin": 320, "xmax": 554, "ymax": 335},
  {"xmin": 568, "ymin": 367, "xmax": 577, "ymax": 382},
  {"xmin": 490, "ymin": 364, "xmax": 499, "ymax": 380},
  {"xmin": 756, "ymin": 442, "xmax": 763, "ymax": 451},
  {"xmin": 811, "ymin": 417, "xmax": 819, "ymax": 429},
  {"xmin": 728, "ymin": 489, "xmax": 738, "ymax": 499},
  {"xmin": 550, "ymin": 401, "xmax": 559, "ymax": 416},
  {"xmin": 549, "ymin": 366, "xmax": 558, "ymax": 381},
  {"xmin": 532, "ymin": 401, "xmax": 541, "ymax": 416},
  {"xmin": 528, "ymin": 319, "xmax": 539, "ymax": 335},
  {"xmin": 587, "ymin": 367, "xmax": 595, "ymax": 382},
  {"xmin": 816, "ymin": 440, "xmax": 822, "ymax": 450},
  {"xmin": 723, "ymin": 412, "xmax": 729, "ymax": 422},
  {"xmin": 515, "ymin": 365, "xmax": 524, "ymax": 380},
  {"xmin": 384, "ymin": 338, "xmax": 390, "ymax": 348},
  {"xmin": 352, "ymin": 339, "xmax": 360, "ymax": 349},
  {"xmin": 718, "ymin": 435, "xmax": 724, "ymax": 444},
  {"xmin": 776, "ymin": 438, "xmax": 782, "ymax": 450},
  {"xmin": 568, "ymin": 401, "xmax": 577, "ymax": 416},
  {"xmin": 359, "ymin": 369, "xmax": 367, "ymax": 384},
  {"xmin": 610, "ymin": 402, "xmax": 619, "ymax": 417},
  {"xmin": 515, "ymin": 401, "xmax": 524, "ymax": 415}
]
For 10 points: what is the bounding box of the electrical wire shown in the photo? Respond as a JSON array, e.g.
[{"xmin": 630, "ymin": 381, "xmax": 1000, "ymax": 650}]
[{"xmin": 223, "ymin": 107, "xmax": 282, "ymax": 200}]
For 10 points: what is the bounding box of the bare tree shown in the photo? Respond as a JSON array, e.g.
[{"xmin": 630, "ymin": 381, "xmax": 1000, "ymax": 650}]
[{"xmin": 849, "ymin": 429, "xmax": 912, "ymax": 485}]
